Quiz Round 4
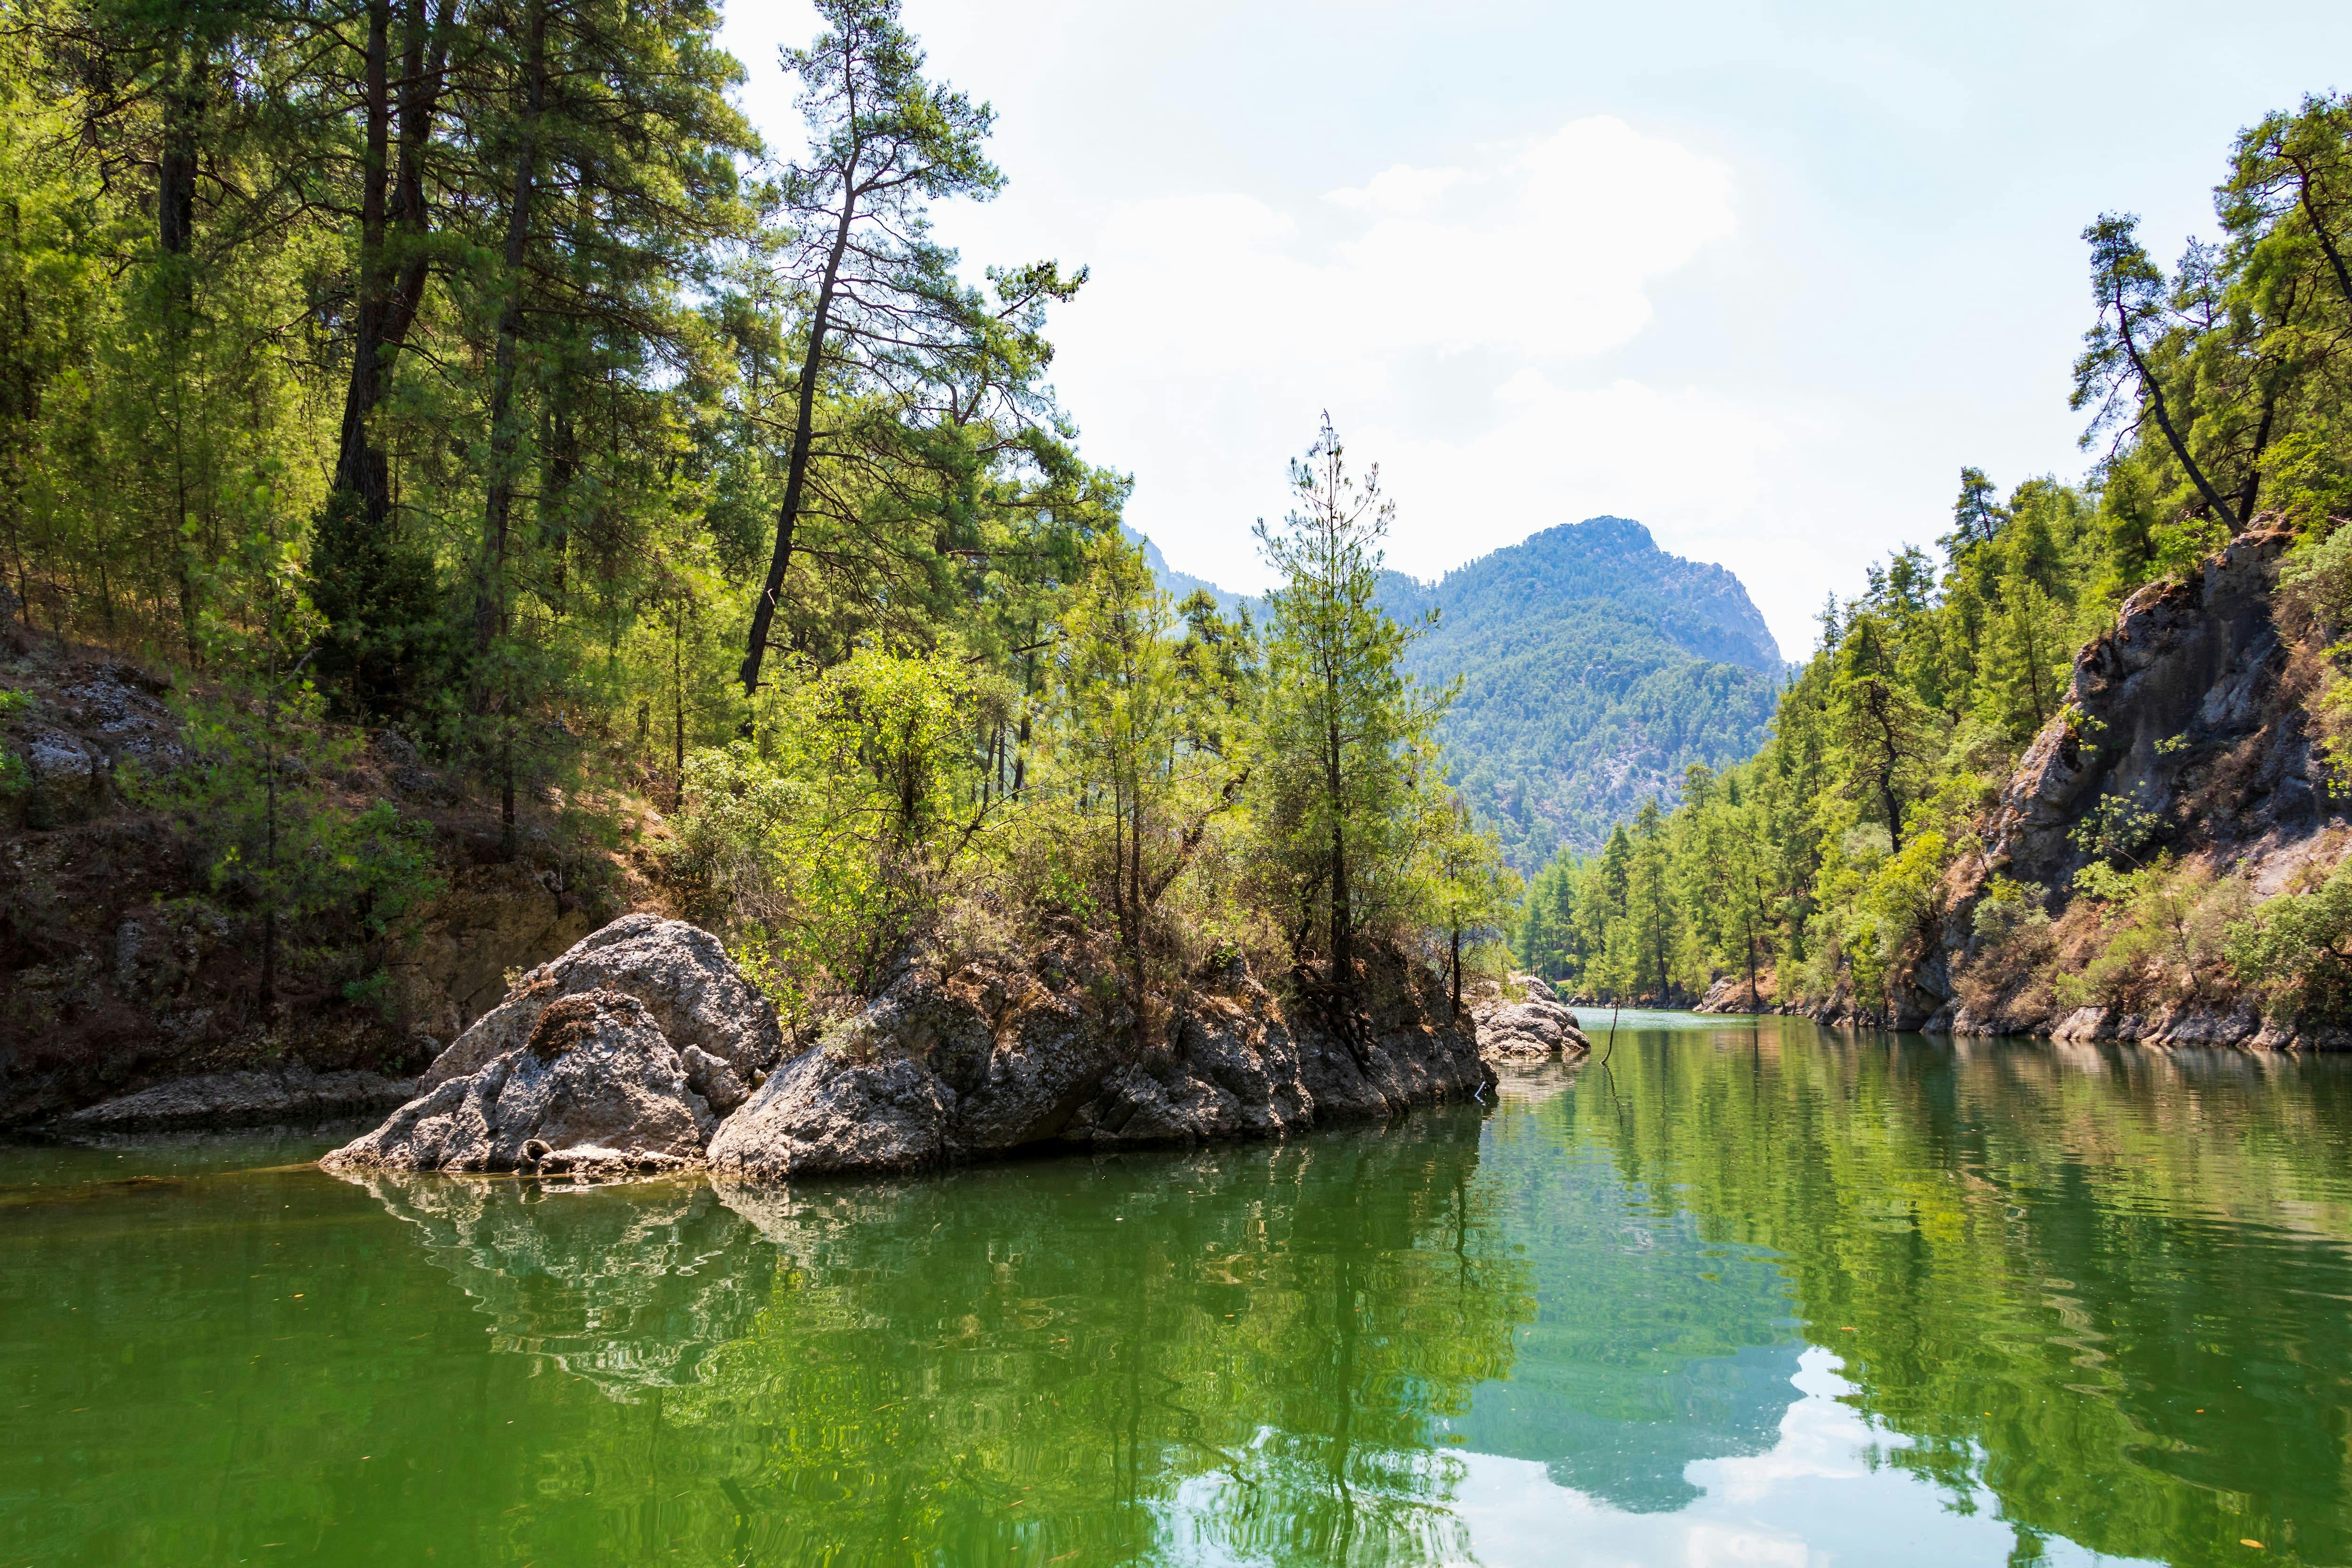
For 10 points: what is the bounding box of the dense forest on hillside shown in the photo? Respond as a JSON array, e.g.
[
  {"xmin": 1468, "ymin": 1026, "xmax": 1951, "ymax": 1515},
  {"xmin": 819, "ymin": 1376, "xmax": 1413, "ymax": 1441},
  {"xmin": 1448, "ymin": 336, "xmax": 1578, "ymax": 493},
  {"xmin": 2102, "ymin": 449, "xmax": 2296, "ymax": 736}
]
[
  {"xmin": 1387, "ymin": 518, "xmax": 1784, "ymax": 870},
  {"xmin": 1136, "ymin": 517, "xmax": 1789, "ymax": 873},
  {"xmin": 0, "ymin": 0, "xmax": 1516, "ymax": 1055},
  {"xmin": 1519, "ymin": 94, "xmax": 2352, "ymax": 1032}
]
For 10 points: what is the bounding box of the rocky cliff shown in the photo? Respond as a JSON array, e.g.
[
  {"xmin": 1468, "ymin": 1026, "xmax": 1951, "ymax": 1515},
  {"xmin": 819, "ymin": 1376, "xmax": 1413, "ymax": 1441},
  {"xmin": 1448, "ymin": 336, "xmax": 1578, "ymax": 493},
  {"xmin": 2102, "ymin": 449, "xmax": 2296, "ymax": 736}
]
[
  {"xmin": 1729, "ymin": 527, "xmax": 2352, "ymax": 1048},
  {"xmin": 0, "ymin": 628, "xmax": 636, "ymax": 1125}
]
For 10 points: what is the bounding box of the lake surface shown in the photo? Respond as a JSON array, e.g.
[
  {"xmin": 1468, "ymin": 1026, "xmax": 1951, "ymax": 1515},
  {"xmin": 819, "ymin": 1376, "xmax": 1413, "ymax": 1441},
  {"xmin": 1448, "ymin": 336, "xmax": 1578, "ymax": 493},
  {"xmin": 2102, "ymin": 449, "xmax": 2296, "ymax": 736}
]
[{"xmin": 6, "ymin": 1015, "xmax": 2352, "ymax": 1567}]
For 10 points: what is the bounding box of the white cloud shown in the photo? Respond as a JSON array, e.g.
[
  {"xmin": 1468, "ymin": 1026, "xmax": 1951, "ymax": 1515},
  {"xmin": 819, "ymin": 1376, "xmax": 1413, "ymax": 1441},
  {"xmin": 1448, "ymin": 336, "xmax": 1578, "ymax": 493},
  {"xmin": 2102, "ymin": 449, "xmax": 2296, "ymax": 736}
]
[
  {"xmin": 1026, "ymin": 117, "xmax": 1780, "ymax": 633},
  {"xmin": 1325, "ymin": 163, "xmax": 1474, "ymax": 217},
  {"xmin": 1359, "ymin": 370, "xmax": 1789, "ymax": 583}
]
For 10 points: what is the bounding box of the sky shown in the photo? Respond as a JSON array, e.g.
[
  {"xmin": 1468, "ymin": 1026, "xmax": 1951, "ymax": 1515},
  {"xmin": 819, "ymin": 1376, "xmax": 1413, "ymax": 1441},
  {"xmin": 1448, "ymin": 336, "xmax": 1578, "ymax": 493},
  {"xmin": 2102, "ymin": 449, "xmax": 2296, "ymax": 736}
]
[{"xmin": 716, "ymin": 1, "xmax": 2352, "ymax": 660}]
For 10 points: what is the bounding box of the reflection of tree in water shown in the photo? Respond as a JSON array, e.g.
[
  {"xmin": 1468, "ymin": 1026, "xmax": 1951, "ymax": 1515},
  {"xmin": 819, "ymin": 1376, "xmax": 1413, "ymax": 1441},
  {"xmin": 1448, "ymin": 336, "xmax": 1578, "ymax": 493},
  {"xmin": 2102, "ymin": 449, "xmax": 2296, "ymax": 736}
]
[
  {"xmin": 1566, "ymin": 1023, "xmax": 2352, "ymax": 1566},
  {"xmin": 341, "ymin": 1173, "xmax": 773, "ymax": 1399},
  {"xmin": 700, "ymin": 1110, "xmax": 1536, "ymax": 1567}
]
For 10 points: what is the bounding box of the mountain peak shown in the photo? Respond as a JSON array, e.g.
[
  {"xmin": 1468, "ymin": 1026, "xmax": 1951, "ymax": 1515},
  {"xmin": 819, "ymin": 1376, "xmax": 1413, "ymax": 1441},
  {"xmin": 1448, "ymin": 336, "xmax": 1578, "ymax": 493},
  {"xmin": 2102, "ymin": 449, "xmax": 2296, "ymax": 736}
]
[
  {"xmin": 1535, "ymin": 515, "xmax": 1654, "ymax": 550},
  {"xmin": 1429, "ymin": 516, "xmax": 1781, "ymax": 673},
  {"xmin": 1126, "ymin": 518, "xmax": 1785, "ymax": 868}
]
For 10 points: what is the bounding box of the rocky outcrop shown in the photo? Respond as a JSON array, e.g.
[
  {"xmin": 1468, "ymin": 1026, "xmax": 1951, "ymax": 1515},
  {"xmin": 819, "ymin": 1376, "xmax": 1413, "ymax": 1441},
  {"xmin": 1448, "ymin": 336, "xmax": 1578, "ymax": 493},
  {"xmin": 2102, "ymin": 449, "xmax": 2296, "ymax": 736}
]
[
  {"xmin": 1468, "ymin": 974, "xmax": 1589, "ymax": 1063},
  {"xmin": 323, "ymin": 989, "xmax": 712, "ymax": 1175},
  {"xmin": 420, "ymin": 913, "xmax": 783, "ymax": 1090},
  {"xmin": 707, "ymin": 945, "xmax": 1489, "ymax": 1182},
  {"xmin": 322, "ymin": 918, "xmax": 1489, "ymax": 1181},
  {"xmin": 56, "ymin": 1063, "xmax": 420, "ymax": 1132},
  {"xmin": 1694, "ymin": 974, "xmax": 1776, "ymax": 1014},
  {"xmin": 1855, "ymin": 526, "xmax": 2352, "ymax": 1047}
]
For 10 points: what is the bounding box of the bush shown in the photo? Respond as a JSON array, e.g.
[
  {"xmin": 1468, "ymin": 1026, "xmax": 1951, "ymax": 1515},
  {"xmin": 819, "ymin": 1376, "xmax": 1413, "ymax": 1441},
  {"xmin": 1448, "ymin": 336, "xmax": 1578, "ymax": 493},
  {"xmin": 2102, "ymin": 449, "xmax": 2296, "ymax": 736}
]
[
  {"xmin": 2226, "ymin": 855, "xmax": 2352, "ymax": 1021},
  {"xmin": 2058, "ymin": 857, "xmax": 2246, "ymax": 1012},
  {"xmin": 134, "ymin": 681, "xmax": 443, "ymax": 1006},
  {"xmin": 667, "ymin": 649, "xmax": 982, "ymax": 1018}
]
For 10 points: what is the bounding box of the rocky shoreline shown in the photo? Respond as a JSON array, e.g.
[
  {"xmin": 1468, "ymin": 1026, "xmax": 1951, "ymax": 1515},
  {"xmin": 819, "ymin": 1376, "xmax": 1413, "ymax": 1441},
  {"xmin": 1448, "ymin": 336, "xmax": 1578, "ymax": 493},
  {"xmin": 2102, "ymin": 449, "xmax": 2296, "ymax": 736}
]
[
  {"xmin": 165, "ymin": 917, "xmax": 1584, "ymax": 1181},
  {"xmin": 1691, "ymin": 974, "xmax": 2349, "ymax": 1049}
]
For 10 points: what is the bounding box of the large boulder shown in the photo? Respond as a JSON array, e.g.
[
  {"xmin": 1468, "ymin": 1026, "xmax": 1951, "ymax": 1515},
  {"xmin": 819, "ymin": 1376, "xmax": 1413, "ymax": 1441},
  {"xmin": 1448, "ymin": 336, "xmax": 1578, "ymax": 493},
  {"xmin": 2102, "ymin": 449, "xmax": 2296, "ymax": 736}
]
[
  {"xmin": 323, "ymin": 989, "xmax": 710, "ymax": 1175},
  {"xmin": 1468, "ymin": 975, "xmax": 1589, "ymax": 1064},
  {"xmin": 421, "ymin": 913, "xmax": 783, "ymax": 1090}
]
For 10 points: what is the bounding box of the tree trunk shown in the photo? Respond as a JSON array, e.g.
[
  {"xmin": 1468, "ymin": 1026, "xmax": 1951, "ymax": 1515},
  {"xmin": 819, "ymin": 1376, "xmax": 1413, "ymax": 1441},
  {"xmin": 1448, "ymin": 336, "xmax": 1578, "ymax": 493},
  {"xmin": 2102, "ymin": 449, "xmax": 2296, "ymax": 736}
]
[
  {"xmin": 157, "ymin": 43, "xmax": 202, "ymax": 263},
  {"xmin": 474, "ymin": 0, "xmax": 549, "ymax": 665},
  {"xmin": 1450, "ymin": 924, "xmax": 1462, "ymax": 1020},
  {"xmin": 2113, "ymin": 276, "xmax": 2240, "ymax": 531},
  {"xmin": 2290, "ymin": 154, "xmax": 2352, "ymax": 312},
  {"xmin": 332, "ymin": 0, "xmax": 393, "ymax": 515},
  {"xmin": 738, "ymin": 176, "xmax": 861, "ymax": 704},
  {"xmin": 329, "ymin": 0, "xmax": 452, "ymax": 531},
  {"xmin": 2237, "ymin": 384, "xmax": 2279, "ymax": 523}
]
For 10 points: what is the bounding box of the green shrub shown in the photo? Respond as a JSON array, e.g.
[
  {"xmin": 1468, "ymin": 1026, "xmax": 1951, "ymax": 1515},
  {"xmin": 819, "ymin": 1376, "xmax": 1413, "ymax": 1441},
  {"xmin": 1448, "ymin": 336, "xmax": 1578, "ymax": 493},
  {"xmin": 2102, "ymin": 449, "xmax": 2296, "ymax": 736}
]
[{"xmin": 2226, "ymin": 856, "xmax": 2352, "ymax": 1022}]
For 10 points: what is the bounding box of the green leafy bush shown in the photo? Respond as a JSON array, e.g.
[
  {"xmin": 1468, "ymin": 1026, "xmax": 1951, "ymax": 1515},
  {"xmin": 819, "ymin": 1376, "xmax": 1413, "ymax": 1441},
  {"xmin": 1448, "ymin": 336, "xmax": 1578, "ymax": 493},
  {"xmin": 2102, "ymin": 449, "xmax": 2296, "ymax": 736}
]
[{"xmin": 2226, "ymin": 857, "xmax": 2352, "ymax": 1022}]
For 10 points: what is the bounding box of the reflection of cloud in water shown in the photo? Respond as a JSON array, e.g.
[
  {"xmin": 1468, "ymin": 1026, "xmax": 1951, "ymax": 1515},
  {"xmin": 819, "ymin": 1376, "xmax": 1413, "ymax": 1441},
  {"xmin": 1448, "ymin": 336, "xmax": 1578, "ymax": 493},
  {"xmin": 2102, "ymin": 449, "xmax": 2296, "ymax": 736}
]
[
  {"xmin": 1464, "ymin": 1082, "xmax": 1811, "ymax": 1516},
  {"xmin": 339, "ymin": 1173, "xmax": 773, "ymax": 1399},
  {"xmin": 1454, "ymin": 1342, "xmax": 1803, "ymax": 1513},
  {"xmin": 1448, "ymin": 1351, "xmax": 2163, "ymax": 1567}
]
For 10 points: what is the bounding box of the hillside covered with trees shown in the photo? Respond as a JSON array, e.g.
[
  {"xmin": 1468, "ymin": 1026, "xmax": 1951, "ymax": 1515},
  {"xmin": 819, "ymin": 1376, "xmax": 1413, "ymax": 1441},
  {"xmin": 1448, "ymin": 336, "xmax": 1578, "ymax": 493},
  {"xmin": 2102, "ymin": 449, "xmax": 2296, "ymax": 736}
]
[
  {"xmin": 1387, "ymin": 516, "xmax": 1784, "ymax": 870},
  {"xmin": 1518, "ymin": 94, "xmax": 2352, "ymax": 1041},
  {"xmin": 1140, "ymin": 516, "xmax": 1788, "ymax": 873},
  {"xmin": 0, "ymin": 0, "xmax": 1518, "ymax": 1102}
]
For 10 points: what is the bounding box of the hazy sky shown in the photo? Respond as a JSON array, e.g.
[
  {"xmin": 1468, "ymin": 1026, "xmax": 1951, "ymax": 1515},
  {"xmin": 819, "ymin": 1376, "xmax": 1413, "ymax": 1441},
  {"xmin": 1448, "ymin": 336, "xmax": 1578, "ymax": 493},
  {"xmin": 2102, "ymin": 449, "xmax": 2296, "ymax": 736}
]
[{"xmin": 718, "ymin": 1, "xmax": 2352, "ymax": 659}]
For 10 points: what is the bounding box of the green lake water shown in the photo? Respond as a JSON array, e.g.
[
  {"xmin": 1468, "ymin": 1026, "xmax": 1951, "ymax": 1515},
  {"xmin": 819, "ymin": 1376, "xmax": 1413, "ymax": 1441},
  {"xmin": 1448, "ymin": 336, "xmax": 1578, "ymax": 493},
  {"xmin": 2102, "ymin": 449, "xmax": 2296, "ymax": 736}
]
[{"xmin": 6, "ymin": 1015, "xmax": 2352, "ymax": 1567}]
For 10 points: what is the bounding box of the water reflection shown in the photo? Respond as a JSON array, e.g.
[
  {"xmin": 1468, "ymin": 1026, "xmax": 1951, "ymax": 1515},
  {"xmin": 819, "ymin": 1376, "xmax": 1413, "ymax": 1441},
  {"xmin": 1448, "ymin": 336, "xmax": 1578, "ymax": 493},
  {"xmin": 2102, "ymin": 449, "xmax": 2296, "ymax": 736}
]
[
  {"xmin": 69, "ymin": 1020, "xmax": 2351, "ymax": 1567},
  {"xmin": 695, "ymin": 1127, "xmax": 1535, "ymax": 1566},
  {"xmin": 337, "ymin": 1172, "xmax": 773, "ymax": 1398},
  {"xmin": 1563, "ymin": 1019, "xmax": 2352, "ymax": 1567}
]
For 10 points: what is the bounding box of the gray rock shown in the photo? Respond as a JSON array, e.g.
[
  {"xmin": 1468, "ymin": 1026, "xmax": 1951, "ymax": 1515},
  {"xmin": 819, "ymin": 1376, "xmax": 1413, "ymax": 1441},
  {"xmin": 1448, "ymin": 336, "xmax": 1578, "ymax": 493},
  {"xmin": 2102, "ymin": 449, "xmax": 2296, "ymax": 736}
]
[
  {"xmin": 1476, "ymin": 997, "xmax": 1590, "ymax": 1063},
  {"xmin": 680, "ymin": 1044, "xmax": 749, "ymax": 1117},
  {"xmin": 1463, "ymin": 975, "xmax": 1589, "ymax": 1063},
  {"xmin": 707, "ymin": 1045, "xmax": 956, "ymax": 1178},
  {"xmin": 324, "ymin": 989, "xmax": 707, "ymax": 1173},
  {"xmin": 708, "ymin": 949, "xmax": 1488, "ymax": 1182},
  {"xmin": 59, "ymin": 1065, "xmax": 421, "ymax": 1132},
  {"xmin": 423, "ymin": 913, "xmax": 783, "ymax": 1090}
]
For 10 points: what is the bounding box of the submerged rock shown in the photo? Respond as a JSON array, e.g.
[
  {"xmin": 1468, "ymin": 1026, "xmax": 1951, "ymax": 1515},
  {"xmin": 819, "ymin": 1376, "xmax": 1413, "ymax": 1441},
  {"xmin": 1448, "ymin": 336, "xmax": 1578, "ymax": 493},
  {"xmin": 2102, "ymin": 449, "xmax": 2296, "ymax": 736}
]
[
  {"xmin": 421, "ymin": 913, "xmax": 783, "ymax": 1090},
  {"xmin": 323, "ymin": 989, "xmax": 709, "ymax": 1174}
]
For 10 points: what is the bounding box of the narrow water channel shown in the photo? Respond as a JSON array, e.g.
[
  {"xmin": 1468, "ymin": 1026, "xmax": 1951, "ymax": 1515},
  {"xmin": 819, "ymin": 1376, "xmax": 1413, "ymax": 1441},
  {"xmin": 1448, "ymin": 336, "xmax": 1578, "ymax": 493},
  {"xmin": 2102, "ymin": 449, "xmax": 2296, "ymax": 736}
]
[{"xmin": 6, "ymin": 1015, "xmax": 2350, "ymax": 1566}]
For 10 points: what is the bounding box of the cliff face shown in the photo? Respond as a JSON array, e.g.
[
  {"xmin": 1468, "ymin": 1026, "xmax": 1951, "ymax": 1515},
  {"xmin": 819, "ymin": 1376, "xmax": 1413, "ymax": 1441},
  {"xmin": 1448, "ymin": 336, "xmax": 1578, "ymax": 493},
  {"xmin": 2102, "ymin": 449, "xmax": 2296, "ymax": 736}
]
[
  {"xmin": 0, "ymin": 630, "xmax": 632, "ymax": 1124},
  {"xmin": 1975, "ymin": 529, "xmax": 2316, "ymax": 899},
  {"xmin": 1787, "ymin": 528, "xmax": 2350, "ymax": 1047}
]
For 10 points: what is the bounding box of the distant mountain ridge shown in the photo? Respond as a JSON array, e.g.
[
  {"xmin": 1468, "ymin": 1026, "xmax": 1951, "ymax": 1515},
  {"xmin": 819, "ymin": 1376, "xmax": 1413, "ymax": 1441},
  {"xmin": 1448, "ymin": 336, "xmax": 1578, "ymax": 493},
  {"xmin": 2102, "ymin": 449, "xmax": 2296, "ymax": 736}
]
[{"xmin": 1134, "ymin": 517, "xmax": 1786, "ymax": 871}]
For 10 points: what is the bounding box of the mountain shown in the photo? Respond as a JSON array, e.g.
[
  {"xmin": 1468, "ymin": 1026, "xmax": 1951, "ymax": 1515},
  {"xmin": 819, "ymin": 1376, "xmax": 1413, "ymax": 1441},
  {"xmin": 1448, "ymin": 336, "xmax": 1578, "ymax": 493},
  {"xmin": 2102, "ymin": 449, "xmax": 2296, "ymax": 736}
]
[
  {"xmin": 1123, "ymin": 528, "xmax": 1252, "ymax": 619},
  {"xmin": 1386, "ymin": 518, "xmax": 1785, "ymax": 870},
  {"xmin": 1138, "ymin": 517, "xmax": 1786, "ymax": 872}
]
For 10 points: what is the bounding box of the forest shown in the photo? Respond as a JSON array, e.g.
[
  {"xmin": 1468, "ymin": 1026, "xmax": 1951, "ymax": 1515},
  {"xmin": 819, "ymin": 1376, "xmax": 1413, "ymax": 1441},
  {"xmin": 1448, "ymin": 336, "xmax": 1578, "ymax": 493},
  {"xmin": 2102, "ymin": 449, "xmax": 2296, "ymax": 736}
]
[
  {"xmin": 1518, "ymin": 92, "xmax": 2352, "ymax": 1025},
  {"xmin": 0, "ymin": 0, "xmax": 1516, "ymax": 1041}
]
